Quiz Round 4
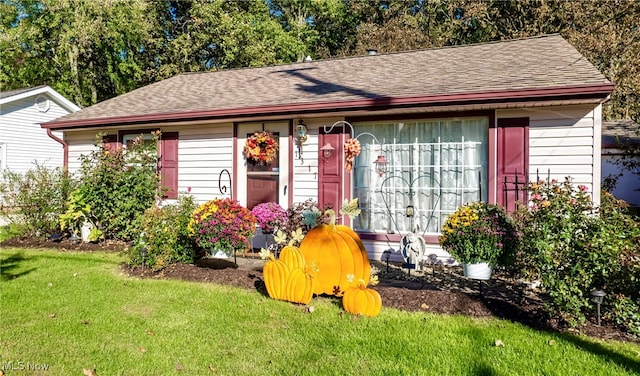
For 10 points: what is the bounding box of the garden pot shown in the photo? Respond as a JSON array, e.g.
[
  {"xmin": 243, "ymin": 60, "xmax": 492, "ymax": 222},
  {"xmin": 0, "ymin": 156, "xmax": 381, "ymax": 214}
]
[
  {"xmin": 210, "ymin": 249, "xmax": 232, "ymax": 259},
  {"xmin": 251, "ymin": 227, "xmax": 275, "ymax": 250},
  {"xmin": 462, "ymin": 262, "xmax": 493, "ymax": 280},
  {"xmin": 80, "ymin": 221, "xmax": 93, "ymax": 242}
]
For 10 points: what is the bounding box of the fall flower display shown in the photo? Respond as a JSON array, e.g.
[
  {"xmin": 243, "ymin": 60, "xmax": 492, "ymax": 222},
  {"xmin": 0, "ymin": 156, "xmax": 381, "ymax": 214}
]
[
  {"xmin": 439, "ymin": 202, "xmax": 519, "ymax": 266},
  {"xmin": 250, "ymin": 202, "xmax": 288, "ymax": 234},
  {"xmin": 244, "ymin": 131, "xmax": 279, "ymax": 165},
  {"xmin": 188, "ymin": 198, "xmax": 257, "ymax": 256}
]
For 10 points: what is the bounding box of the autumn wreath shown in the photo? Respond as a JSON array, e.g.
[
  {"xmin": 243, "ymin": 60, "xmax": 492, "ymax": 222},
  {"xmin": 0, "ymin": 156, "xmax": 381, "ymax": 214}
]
[{"xmin": 244, "ymin": 131, "xmax": 279, "ymax": 165}]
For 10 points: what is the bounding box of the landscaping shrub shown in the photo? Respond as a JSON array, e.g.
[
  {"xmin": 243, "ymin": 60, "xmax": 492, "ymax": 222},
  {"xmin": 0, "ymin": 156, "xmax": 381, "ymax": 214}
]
[
  {"xmin": 515, "ymin": 177, "xmax": 640, "ymax": 332},
  {"xmin": 128, "ymin": 194, "xmax": 197, "ymax": 270},
  {"xmin": 75, "ymin": 133, "xmax": 160, "ymax": 241},
  {"xmin": 0, "ymin": 164, "xmax": 72, "ymax": 237},
  {"xmin": 597, "ymin": 191, "xmax": 640, "ymax": 337},
  {"xmin": 606, "ymin": 294, "xmax": 640, "ymax": 338},
  {"xmin": 284, "ymin": 199, "xmax": 328, "ymax": 235},
  {"xmin": 58, "ymin": 189, "xmax": 103, "ymax": 242}
]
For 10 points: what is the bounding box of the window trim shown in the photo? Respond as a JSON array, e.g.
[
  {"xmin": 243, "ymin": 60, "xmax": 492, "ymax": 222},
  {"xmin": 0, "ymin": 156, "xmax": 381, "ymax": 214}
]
[
  {"xmin": 104, "ymin": 129, "xmax": 179, "ymax": 199},
  {"xmin": 347, "ymin": 110, "xmax": 496, "ymax": 243}
]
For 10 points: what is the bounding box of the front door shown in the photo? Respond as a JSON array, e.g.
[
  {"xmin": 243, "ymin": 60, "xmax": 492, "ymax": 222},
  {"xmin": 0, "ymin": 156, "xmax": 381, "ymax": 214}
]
[{"xmin": 237, "ymin": 122, "xmax": 290, "ymax": 210}]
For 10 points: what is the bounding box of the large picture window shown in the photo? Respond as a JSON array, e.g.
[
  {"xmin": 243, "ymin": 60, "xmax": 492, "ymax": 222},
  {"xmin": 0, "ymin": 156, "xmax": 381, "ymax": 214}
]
[{"xmin": 352, "ymin": 117, "xmax": 488, "ymax": 235}]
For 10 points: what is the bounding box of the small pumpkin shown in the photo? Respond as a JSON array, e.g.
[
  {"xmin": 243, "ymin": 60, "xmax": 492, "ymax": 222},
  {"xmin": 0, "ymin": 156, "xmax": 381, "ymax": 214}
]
[
  {"xmin": 300, "ymin": 209, "xmax": 371, "ymax": 296},
  {"xmin": 285, "ymin": 268, "xmax": 315, "ymax": 305},
  {"xmin": 279, "ymin": 245, "xmax": 306, "ymax": 271},
  {"xmin": 263, "ymin": 255, "xmax": 290, "ymax": 300},
  {"xmin": 342, "ymin": 279, "xmax": 382, "ymax": 317}
]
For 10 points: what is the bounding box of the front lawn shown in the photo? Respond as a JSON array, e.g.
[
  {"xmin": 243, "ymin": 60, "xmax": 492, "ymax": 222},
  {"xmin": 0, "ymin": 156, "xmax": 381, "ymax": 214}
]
[{"xmin": 1, "ymin": 248, "xmax": 639, "ymax": 375}]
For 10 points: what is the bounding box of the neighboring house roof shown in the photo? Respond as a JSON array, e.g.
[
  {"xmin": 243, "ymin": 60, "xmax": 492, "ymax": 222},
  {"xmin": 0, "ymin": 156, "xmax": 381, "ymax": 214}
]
[
  {"xmin": 43, "ymin": 34, "xmax": 613, "ymax": 130},
  {"xmin": 602, "ymin": 120, "xmax": 640, "ymax": 149},
  {"xmin": 0, "ymin": 85, "xmax": 81, "ymax": 113}
]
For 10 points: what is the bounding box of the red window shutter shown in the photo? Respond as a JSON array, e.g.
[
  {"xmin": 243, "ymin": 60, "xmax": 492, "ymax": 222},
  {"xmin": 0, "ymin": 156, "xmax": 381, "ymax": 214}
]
[
  {"xmin": 318, "ymin": 128, "xmax": 351, "ymax": 225},
  {"xmin": 159, "ymin": 132, "xmax": 179, "ymax": 199},
  {"xmin": 496, "ymin": 118, "xmax": 529, "ymax": 212},
  {"xmin": 102, "ymin": 134, "xmax": 119, "ymax": 151}
]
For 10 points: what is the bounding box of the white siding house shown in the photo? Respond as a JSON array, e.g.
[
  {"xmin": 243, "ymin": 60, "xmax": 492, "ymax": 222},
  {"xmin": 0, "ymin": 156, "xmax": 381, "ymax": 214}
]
[
  {"xmin": 0, "ymin": 86, "xmax": 80, "ymax": 173},
  {"xmin": 43, "ymin": 35, "xmax": 614, "ymax": 263},
  {"xmin": 601, "ymin": 120, "xmax": 640, "ymax": 209}
]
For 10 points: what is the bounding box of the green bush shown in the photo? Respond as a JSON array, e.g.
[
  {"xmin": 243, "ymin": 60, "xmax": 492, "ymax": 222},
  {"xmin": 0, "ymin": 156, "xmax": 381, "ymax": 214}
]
[
  {"xmin": 515, "ymin": 178, "xmax": 613, "ymax": 326},
  {"xmin": 0, "ymin": 164, "xmax": 72, "ymax": 237},
  {"xmin": 597, "ymin": 192, "xmax": 640, "ymax": 337},
  {"xmin": 597, "ymin": 191, "xmax": 640, "ymax": 298},
  {"xmin": 76, "ymin": 133, "xmax": 160, "ymax": 241},
  {"xmin": 515, "ymin": 177, "xmax": 640, "ymax": 331},
  {"xmin": 128, "ymin": 194, "xmax": 197, "ymax": 270},
  {"xmin": 606, "ymin": 294, "xmax": 640, "ymax": 338},
  {"xmin": 58, "ymin": 189, "xmax": 103, "ymax": 241}
]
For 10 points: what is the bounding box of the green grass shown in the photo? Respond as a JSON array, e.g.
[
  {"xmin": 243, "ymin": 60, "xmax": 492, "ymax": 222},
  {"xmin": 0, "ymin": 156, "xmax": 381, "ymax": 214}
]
[{"xmin": 1, "ymin": 249, "xmax": 639, "ymax": 376}]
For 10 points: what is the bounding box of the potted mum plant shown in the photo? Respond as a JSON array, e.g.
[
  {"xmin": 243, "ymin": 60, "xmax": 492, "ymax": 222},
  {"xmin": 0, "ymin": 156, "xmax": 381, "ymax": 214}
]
[
  {"xmin": 250, "ymin": 202, "xmax": 288, "ymax": 250},
  {"xmin": 250, "ymin": 202, "xmax": 288, "ymax": 234},
  {"xmin": 439, "ymin": 202, "xmax": 519, "ymax": 280},
  {"xmin": 188, "ymin": 198, "xmax": 257, "ymax": 258}
]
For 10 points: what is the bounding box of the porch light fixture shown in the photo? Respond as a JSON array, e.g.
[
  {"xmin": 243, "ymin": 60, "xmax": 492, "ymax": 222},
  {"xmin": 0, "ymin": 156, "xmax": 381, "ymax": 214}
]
[
  {"xmin": 373, "ymin": 154, "xmax": 389, "ymax": 176},
  {"xmin": 590, "ymin": 290, "xmax": 606, "ymax": 326},
  {"xmin": 295, "ymin": 120, "xmax": 308, "ymax": 161},
  {"xmin": 320, "ymin": 142, "xmax": 335, "ymax": 162},
  {"xmin": 296, "ymin": 120, "xmax": 308, "ymax": 143}
]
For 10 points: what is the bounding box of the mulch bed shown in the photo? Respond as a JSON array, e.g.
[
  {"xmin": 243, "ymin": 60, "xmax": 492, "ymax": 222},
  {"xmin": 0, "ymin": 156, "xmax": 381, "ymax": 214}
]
[{"xmin": 2, "ymin": 236, "xmax": 638, "ymax": 344}]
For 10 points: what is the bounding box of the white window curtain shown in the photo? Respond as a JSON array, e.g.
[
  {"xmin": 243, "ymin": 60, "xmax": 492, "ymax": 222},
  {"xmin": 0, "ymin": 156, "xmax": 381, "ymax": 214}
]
[{"xmin": 352, "ymin": 118, "xmax": 488, "ymax": 235}]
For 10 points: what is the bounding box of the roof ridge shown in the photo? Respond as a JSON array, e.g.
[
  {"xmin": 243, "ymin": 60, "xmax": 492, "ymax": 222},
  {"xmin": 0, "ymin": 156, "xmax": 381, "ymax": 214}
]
[{"xmin": 177, "ymin": 34, "xmax": 565, "ymax": 77}]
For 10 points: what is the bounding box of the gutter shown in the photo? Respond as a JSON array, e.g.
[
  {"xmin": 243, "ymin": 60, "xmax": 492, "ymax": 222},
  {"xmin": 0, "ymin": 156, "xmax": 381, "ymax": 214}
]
[{"xmin": 46, "ymin": 128, "xmax": 68, "ymax": 169}]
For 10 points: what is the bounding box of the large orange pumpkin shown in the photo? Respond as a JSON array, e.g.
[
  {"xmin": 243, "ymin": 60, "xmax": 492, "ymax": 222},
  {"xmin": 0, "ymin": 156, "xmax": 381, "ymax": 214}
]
[
  {"xmin": 263, "ymin": 255, "xmax": 290, "ymax": 300},
  {"xmin": 285, "ymin": 268, "xmax": 315, "ymax": 305},
  {"xmin": 342, "ymin": 279, "xmax": 382, "ymax": 317},
  {"xmin": 299, "ymin": 210, "xmax": 371, "ymax": 296}
]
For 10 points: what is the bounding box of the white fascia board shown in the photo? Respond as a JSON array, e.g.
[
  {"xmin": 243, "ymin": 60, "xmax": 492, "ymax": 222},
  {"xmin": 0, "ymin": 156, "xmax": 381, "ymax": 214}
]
[{"xmin": 0, "ymin": 86, "xmax": 81, "ymax": 113}]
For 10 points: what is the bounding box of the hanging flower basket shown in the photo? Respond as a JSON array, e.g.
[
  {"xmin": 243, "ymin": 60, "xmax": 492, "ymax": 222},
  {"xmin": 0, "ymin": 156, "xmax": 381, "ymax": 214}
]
[{"xmin": 244, "ymin": 131, "xmax": 279, "ymax": 165}]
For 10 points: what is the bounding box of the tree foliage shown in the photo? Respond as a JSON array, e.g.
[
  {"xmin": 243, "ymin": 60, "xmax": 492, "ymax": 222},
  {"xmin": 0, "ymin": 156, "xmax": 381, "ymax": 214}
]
[{"xmin": 1, "ymin": 0, "xmax": 638, "ymax": 123}]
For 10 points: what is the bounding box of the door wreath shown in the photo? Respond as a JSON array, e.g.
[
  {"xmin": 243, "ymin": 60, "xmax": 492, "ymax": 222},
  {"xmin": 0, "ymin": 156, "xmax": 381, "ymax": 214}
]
[{"xmin": 244, "ymin": 131, "xmax": 279, "ymax": 165}]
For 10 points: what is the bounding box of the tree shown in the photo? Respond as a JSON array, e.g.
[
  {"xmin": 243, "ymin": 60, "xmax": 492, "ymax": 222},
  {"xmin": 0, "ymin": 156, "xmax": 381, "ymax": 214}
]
[
  {"xmin": 2, "ymin": 0, "xmax": 637, "ymax": 125},
  {"xmin": 0, "ymin": 0, "xmax": 160, "ymax": 107}
]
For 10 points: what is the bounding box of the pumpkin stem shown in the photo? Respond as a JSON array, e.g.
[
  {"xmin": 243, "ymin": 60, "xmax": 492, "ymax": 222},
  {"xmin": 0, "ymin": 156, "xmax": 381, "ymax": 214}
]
[{"xmin": 325, "ymin": 209, "xmax": 337, "ymax": 228}]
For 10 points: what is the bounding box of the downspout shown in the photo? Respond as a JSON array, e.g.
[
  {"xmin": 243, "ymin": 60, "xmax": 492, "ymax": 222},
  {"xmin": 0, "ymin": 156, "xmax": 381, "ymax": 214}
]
[{"xmin": 46, "ymin": 128, "xmax": 68, "ymax": 170}]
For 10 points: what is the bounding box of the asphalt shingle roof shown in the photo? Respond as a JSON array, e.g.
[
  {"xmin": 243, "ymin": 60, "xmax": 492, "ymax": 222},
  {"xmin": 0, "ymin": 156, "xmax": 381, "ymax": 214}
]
[
  {"xmin": 0, "ymin": 85, "xmax": 47, "ymax": 100},
  {"xmin": 47, "ymin": 34, "xmax": 612, "ymax": 128}
]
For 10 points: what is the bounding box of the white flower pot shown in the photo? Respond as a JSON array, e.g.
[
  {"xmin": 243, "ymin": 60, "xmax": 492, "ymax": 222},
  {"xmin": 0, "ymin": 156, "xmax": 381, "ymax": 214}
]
[
  {"xmin": 80, "ymin": 221, "xmax": 93, "ymax": 242},
  {"xmin": 462, "ymin": 262, "xmax": 493, "ymax": 280},
  {"xmin": 211, "ymin": 249, "xmax": 232, "ymax": 259}
]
